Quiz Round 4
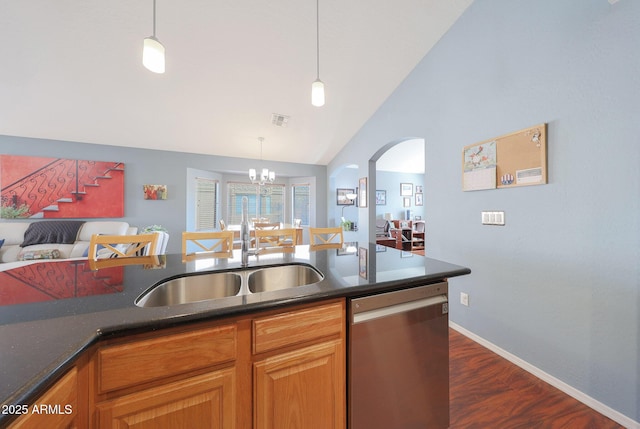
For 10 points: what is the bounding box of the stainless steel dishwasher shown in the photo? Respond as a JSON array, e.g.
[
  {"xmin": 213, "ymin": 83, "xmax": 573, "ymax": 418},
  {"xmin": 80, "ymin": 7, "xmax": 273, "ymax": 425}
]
[{"xmin": 349, "ymin": 282, "xmax": 449, "ymax": 429}]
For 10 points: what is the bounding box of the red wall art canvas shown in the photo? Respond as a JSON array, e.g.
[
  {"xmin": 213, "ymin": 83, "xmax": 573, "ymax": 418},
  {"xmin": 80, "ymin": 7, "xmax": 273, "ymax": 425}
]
[{"xmin": 0, "ymin": 155, "xmax": 125, "ymax": 218}]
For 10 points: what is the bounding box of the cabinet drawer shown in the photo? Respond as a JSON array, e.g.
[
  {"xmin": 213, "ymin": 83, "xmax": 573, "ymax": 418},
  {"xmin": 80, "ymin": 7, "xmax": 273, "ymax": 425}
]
[
  {"xmin": 253, "ymin": 301, "xmax": 344, "ymax": 354},
  {"xmin": 97, "ymin": 324, "xmax": 236, "ymax": 394}
]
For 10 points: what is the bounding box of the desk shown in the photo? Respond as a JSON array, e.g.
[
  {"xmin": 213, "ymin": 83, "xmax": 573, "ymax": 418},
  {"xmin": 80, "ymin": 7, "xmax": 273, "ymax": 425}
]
[{"xmin": 376, "ymin": 225, "xmax": 425, "ymax": 252}]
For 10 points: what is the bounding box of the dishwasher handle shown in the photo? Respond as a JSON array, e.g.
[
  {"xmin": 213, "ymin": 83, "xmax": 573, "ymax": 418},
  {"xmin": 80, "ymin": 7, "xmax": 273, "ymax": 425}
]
[{"xmin": 352, "ymin": 294, "xmax": 448, "ymax": 325}]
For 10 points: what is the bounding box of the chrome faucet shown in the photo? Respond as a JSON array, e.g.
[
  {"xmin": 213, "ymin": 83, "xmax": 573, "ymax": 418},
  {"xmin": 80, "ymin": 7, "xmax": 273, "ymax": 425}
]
[{"xmin": 240, "ymin": 197, "xmax": 252, "ymax": 267}]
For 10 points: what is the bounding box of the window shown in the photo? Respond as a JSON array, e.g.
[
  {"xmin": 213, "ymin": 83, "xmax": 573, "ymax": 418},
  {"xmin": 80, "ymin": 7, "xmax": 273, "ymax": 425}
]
[
  {"xmin": 292, "ymin": 184, "xmax": 310, "ymax": 226},
  {"xmin": 195, "ymin": 177, "xmax": 218, "ymax": 230},
  {"xmin": 227, "ymin": 182, "xmax": 285, "ymax": 225}
]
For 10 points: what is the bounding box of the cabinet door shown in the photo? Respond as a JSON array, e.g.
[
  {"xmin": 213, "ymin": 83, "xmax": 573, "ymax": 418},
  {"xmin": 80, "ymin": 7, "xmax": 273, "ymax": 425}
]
[
  {"xmin": 96, "ymin": 367, "xmax": 235, "ymax": 429},
  {"xmin": 254, "ymin": 339, "xmax": 345, "ymax": 429},
  {"xmin": 8, "ymin": 368, "xmax": 77, "ymax": 429}
]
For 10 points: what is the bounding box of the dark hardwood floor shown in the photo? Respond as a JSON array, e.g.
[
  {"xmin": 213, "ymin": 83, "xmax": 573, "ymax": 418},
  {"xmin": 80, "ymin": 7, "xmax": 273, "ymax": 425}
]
[{"xmin": 449, "ymin": 328, "xmax": 624, "ymax": 428}]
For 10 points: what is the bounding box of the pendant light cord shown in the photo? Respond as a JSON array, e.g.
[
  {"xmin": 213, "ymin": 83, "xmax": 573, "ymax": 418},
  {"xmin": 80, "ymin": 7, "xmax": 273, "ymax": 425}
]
[
  {"xmin": 152, "ymin": 0, "xmax": 157, "ymax": 38},
  {"xmin": 316, "ymin": 0, "xmax": 320, "ymax": 79}
]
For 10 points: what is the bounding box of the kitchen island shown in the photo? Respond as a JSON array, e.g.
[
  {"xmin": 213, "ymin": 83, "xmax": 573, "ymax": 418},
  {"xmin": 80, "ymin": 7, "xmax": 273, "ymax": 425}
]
[{"xmin": 0, "ymin": 243, "xmax": 470, "ymax": 427}]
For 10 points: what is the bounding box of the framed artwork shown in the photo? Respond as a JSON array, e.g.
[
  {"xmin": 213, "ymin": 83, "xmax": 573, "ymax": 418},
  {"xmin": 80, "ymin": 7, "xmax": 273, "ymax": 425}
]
[
  {"xmin": 400, "ymin": 183, "xmax": 413, "ymax": 196},
  {"xmin": 401, "ymin": 251, "xmax": 414, "ymax": 258},
  {"xmin": 337, "ymin": 188, "xmax": 356, "ymax": 205},
  {"xmin": 359, "ymin": 177, "xmax": 368, "ymax": 208},
  {"xmin": 375, "ymin": 190, "xmax": 386, "ymax": 205},
  {"xmin": 403, "ymin": 197, "xmax": 411, "ymax": 207},
  {"xmin": 375, "ymin": 244, "xmax": 387, "ymax": 252},
  {"xmin": 415, "ymin": 193, "xmax": 423, "ymax": 206},
  {"xmin": 415, "ymin": 185, "xmax": 423, "ymax": 194},
  {"xmin": 143, "ymin": 184, "xmax": 167, "ymax": 200},
  {"xmin": 0, "ymin": 155, "xmax": 124, "ymax": 219},
  {"xmin": 359, "ymin": 247, "xmax": 368, "ymax": 279}
]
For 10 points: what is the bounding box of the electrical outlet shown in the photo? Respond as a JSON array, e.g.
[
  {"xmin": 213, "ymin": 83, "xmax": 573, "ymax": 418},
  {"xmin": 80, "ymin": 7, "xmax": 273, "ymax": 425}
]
[{"xmin": 460, "ymin": 292, "xmax": 469, "ymax": 307}]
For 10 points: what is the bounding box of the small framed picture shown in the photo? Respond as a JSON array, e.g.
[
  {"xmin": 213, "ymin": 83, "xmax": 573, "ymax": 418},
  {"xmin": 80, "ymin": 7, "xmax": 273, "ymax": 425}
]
[
  {"xmin": 400, "ymin": 183, "xmax": 413, "ymax": 196},
  {"xmin": 359, "ymin": 177, "xmax": 368, "ymax": 208},
  {"xmin": 403, "ymin": 197, "xmax": 411, "ymax": 207},
  {"xmin": 143, "ymin": 184, "xmax": 167, "ymax": 200},
  {"xmin": 415, "ymin": 193, "xmax": 423, "ymax": 206},
  {"xmin": 375, "ymin": 190, "xmax": 386, "ymax": 205},
  {"xmin": 375, "ymin": 244, "xmax": 387, "ymax": 252},
  {"xmin": 359, "ymin": 247, "xmax": 368, "ymax": 279},
  {"xmin": 337, "ymin": 188, "xmax": 356, "ymax": 205},
  {"xmin": 401, "ymin": 251, "xmax": 414, "ymax": 258},
  {"xmin": 415, "ymin": 185, "xmax": 423, "ymax": 194}
]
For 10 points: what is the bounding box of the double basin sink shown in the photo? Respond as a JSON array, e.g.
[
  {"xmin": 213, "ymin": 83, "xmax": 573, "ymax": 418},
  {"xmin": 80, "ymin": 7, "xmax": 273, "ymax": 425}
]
[{"xmin": 135, "ymin": 264, "xmax": 324, "ymax": 307}]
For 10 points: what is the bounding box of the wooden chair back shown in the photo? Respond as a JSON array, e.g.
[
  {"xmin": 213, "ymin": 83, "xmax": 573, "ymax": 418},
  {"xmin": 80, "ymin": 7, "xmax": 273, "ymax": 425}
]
[
  {"xmin": 89, "ymin": 255, "xmax": 162, "ymax": 270},
  {"xmin": 254, "ymin": 228, "xmax": 297, "ymax": 249},
  {"xmin": 182, "ymin": 231, "xmax": 234, "ymax": 258},
  {"xmin": 88, "ymin": 234, "xmax": 159, "ymax": 260},
  {"xmin": 254, "ymin": 222, "xmax": 280, "ymax": 230},
  {"xmin": 309, "ymin": 227, "xmax": 344, "ymax": 246}
]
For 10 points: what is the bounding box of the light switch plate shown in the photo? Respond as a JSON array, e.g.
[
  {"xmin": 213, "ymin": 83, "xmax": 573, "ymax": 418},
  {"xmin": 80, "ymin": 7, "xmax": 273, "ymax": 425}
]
[{"xmin": 481, "ymin": 211, "xmax": 505, "ymax": 226}]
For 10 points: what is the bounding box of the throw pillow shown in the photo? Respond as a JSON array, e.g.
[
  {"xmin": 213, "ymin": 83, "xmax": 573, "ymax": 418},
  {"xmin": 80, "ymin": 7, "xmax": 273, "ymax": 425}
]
[
  {"xmin": 0, "ymin": 238, "xmax": 4, "ymax": 250},
  {"xmin": 18, "ymin": 249, "xmax": 62, "ymax": 261}
]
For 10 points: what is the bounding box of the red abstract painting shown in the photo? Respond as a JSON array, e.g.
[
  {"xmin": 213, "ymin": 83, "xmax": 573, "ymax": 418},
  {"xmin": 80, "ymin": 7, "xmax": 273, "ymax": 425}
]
[{"xmin": 0, "ymin": 155, "xmax": 124, "ymax": 218}]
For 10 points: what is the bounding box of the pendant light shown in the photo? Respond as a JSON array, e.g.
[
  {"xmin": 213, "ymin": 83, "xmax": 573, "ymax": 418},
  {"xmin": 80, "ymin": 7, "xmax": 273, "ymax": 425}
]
[
  {"xmin": 249, "ymin": 138, "xmax": 276, "ymax": 185},
  {"xmin": 143, "ymin": 0, "xmax": 165, "ymax": 73},
  {"xmin": 311, "ymin": 0, "xmax": 325, "ymax": 107}
]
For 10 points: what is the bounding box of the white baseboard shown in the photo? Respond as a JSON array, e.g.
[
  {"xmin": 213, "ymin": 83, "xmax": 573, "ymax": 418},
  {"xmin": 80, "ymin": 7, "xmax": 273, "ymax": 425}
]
[{"xmin": 449, "ymin": 321, "xmax": 639, "ymax": 429}]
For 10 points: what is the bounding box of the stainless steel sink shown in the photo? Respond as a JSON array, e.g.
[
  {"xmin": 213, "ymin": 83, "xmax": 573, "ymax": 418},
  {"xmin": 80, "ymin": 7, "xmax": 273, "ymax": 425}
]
[
  {"xmin": 248, "ymin": 264, "xmax": 323, "ymax": 293},
  {"xmin": 135, "ymin": 264, "xmax": 324, "ymax": 307},
  {"xmin": 136, "ymin": 272, "xmax": 242, "ymax": 307}
]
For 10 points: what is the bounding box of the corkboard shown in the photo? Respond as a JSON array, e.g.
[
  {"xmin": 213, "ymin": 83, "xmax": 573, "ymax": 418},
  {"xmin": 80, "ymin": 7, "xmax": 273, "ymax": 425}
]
[{"xmin": 463, "ymin": 123, "xmax": 547, "ymax": 191}]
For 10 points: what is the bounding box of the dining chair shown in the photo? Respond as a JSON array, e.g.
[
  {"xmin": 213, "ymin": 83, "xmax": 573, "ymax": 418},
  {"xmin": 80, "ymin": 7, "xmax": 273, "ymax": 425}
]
[
  {"xmin": 254, "ymin": 228, "xmax": 297, "ymax": 250},
  {"xmin": 309, "ymin": 227, "xmax": 344, "ymax": 250},
  {"xmin": 89, "ymin": 254, "xmax": 163, "ymax": 271},
  {"xmin": 181, "ymin": 231, "xmax": 234, "ymax": 258},
  {"xmin": 309, "ymin": 227, "xmax": 344, "ymax": 246},
  {"xmin": 254, "ymin": 222, "xmax": 280, "ymax": 230},
  {"xmin": 88, "ymin": 233, "xmax": 159, "ymax": 260}
]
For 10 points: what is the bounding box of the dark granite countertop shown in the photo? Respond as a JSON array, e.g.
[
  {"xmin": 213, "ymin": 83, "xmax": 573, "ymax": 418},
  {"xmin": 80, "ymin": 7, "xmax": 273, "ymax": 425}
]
[{"xmin": 0, "ymin": 243, "xmax": 470, "ymax": 424}]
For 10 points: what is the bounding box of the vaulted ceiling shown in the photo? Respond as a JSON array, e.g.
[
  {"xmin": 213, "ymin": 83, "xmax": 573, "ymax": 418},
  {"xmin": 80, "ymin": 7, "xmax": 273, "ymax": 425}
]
[{"xmin": 0, "ymin": 0, "xmax": 472, "ymax": 165}]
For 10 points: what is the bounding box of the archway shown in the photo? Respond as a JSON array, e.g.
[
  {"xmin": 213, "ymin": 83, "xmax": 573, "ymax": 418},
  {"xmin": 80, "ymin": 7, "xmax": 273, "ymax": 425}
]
[{"xmin": 367, "ymin": 138, "xmax": 426, "ymax": 244}]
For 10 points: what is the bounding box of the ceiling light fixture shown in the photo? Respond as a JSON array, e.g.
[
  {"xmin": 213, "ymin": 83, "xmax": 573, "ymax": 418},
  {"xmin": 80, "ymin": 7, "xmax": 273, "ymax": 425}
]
[
  {"xmin": 249, "ymin": 137, "xmax": 276, "ymax": 185},
  {"xmin": 311, "ymin": 0, "xmax": 325, "ymax": 107},
  {"xmin": 143, "ymin": 0, "xmax": 165, "ymax": 73}
]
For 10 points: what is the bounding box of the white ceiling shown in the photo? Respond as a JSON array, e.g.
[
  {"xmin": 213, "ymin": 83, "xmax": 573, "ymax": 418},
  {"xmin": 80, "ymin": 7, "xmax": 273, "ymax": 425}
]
[{"xmin": 0, "ymin": 0, "xmax": 472, "ymax": 166}]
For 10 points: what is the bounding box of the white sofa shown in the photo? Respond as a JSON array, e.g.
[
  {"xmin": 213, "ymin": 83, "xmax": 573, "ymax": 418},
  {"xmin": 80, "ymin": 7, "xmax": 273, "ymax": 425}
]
[{"xmin": 0, "ymin": 221, "xmax": 138, "ymax": 263}]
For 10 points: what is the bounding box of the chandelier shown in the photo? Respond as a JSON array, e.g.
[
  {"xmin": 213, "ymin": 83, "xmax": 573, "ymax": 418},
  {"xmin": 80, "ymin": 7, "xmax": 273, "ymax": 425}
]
[{"xmin": 249, "ymin": 137, "xmax": 275, "ymax": 185}]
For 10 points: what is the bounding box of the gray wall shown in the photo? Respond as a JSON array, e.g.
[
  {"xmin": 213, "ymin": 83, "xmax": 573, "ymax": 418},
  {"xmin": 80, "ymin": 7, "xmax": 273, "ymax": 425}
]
[
  {"xmin": 328, "ymin": 0, "xmax": 639, "ymax": 423},
  {"xmin": 0, "ymin": 135, "xmax": 327, "ymax": 254}
]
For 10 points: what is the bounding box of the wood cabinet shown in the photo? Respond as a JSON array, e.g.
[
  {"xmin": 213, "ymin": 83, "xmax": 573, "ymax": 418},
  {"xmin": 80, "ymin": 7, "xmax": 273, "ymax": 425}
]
[
  {"xmin": 88, "ymin": 299, "xmax": 345, "ymax": 429},
  {"xmin": 95, "ymin": 368, "xmax": 235, "ymax": 428},
  {"xmin": 252, "ymin": 301, "xmax": 345, "ymax": 429},
  {"xmin": 8, "ymin": 367, "xmax": 79, "ymax": 429},
  {"xmin": 91, "ymin": 323, "xmax": 238, "ymax": 428}
]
